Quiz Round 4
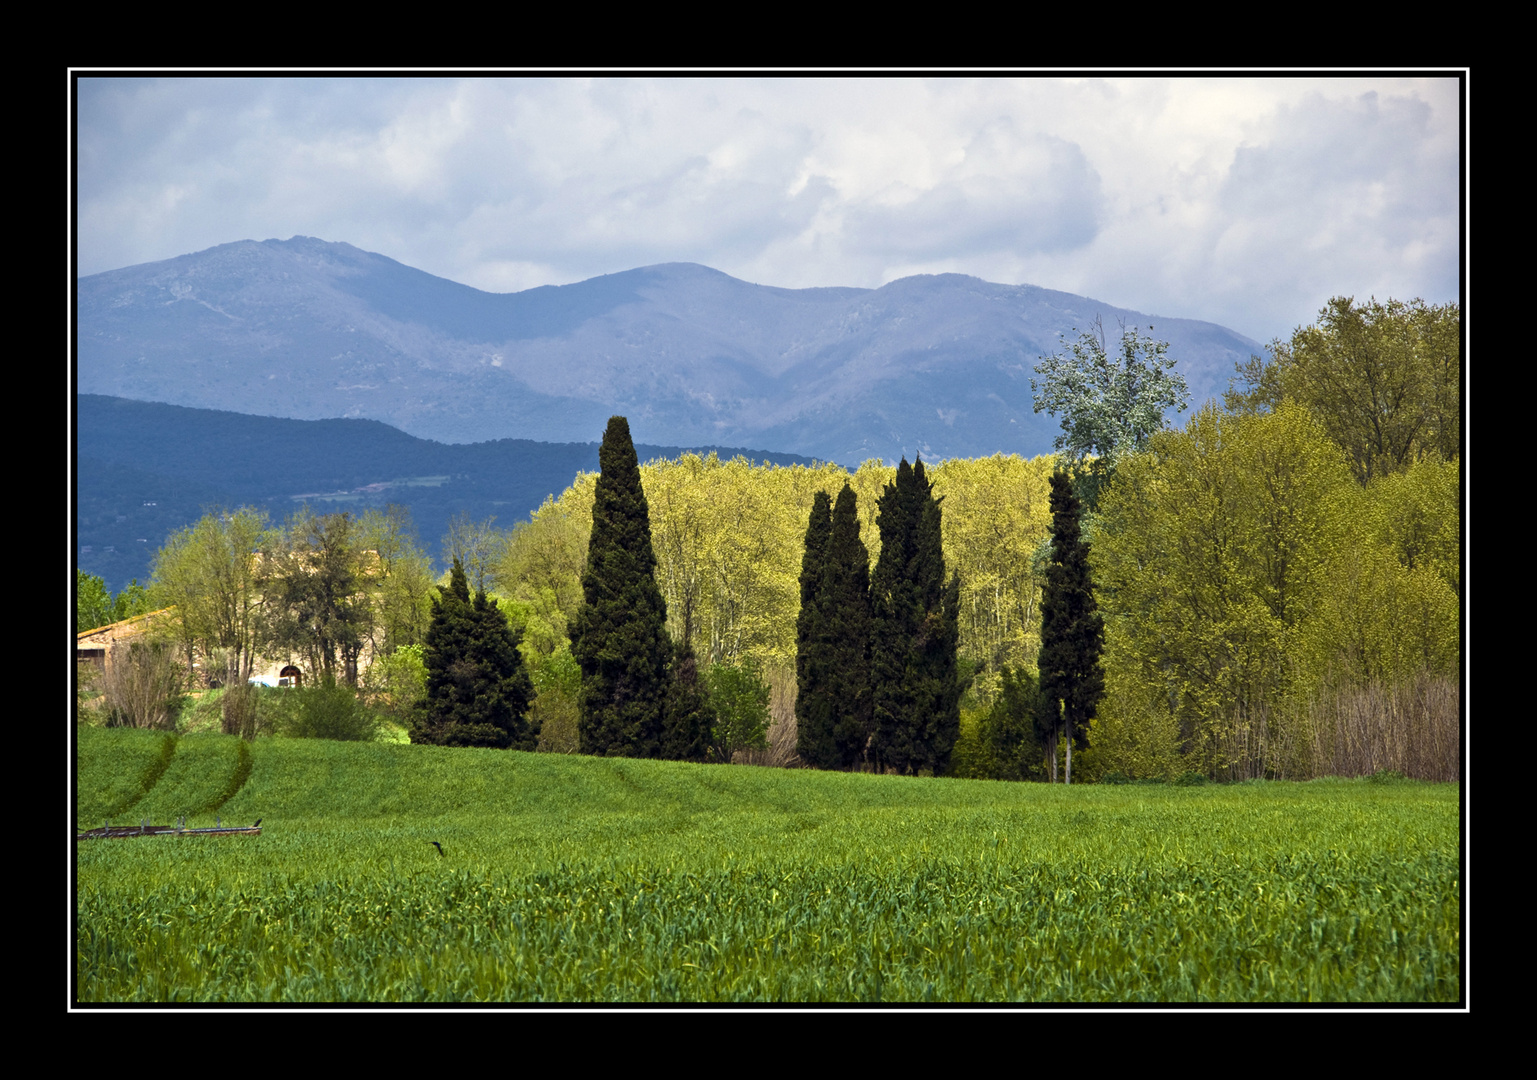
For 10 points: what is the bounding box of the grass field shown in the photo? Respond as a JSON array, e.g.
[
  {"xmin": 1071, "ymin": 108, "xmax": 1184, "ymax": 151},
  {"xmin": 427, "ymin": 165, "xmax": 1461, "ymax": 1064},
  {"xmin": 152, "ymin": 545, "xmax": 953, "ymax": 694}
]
[{"xmin": 74, "ymin": 729, "xmax": 1461, "ymax": 1003}]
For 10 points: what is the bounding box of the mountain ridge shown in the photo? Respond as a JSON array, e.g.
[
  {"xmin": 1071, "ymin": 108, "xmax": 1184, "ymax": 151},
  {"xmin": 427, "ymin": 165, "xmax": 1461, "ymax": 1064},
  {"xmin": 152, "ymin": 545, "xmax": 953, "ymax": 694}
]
[{"xmin": 77, "ymin": 237, "xmax": 1261, "ymax": 464}]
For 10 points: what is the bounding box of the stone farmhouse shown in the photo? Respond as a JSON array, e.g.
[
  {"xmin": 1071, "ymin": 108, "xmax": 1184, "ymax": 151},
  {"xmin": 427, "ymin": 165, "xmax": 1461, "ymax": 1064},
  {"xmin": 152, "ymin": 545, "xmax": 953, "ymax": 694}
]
[{"xmin": 77, "ymin": 609, "xmax": 310, "ymax": 689}]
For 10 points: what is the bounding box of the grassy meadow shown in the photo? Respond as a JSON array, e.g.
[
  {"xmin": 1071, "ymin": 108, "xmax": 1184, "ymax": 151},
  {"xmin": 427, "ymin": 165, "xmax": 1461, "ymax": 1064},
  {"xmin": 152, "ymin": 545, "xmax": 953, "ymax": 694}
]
[{"xmin": 75, "ymin": 728, "xmax": 1460, "ymax": 1003}]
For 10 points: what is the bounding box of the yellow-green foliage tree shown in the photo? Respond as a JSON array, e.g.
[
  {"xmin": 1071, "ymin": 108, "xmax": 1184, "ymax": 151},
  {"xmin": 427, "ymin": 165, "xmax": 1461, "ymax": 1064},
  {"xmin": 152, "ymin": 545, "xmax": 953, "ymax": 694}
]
[
  {"xmin": 1226, "ymin": 297, "xmax": 1460, "ymax": 483},
  {"xmin": 1092, "ymin": 401, "xmax": 1460, "ymax": 781},
  {"xmin": 928, "ymin": 454, "xmax": 1057, "ymax": 702},
  {"xmin": 496, "ymin": 453, "xmax": 1057, "ymax": 701}
]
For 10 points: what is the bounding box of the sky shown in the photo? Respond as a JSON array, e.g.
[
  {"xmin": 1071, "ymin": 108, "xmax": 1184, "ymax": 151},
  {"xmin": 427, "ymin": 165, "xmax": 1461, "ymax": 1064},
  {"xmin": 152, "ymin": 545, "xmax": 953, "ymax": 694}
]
[{"xmin": 74, "ymin": 75, "xmax": 1463, "ymax": 345}]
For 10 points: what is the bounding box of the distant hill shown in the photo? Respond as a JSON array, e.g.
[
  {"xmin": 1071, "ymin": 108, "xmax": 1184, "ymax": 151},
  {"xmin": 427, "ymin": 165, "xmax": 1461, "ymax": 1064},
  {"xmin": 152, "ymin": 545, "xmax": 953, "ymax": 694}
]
[
  {"xmin": 75, "ymin": 395, "xmax": 817, "ymax": 593},
  {"xmin": 76, "ymin": 236, "xmax": 1262, "ymax": 464}
]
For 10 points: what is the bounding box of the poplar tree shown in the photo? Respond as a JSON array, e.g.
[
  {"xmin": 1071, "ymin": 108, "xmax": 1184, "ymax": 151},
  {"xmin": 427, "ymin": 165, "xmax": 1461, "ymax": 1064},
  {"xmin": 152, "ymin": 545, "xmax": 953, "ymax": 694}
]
[
  {"xmin": 1037, "ymin": 471, "xmax": 1105, "ymax": 783},
  {"xmin": 870, "ymin": 458, "xmax": 961, "ymax": 775},
  {"xmin": 570, "ymin": 416, "xmax": 673, "ymax": 757},
  {"xmin": 412, "ymin": 558, "xmax": 538, "ymax": 749}
]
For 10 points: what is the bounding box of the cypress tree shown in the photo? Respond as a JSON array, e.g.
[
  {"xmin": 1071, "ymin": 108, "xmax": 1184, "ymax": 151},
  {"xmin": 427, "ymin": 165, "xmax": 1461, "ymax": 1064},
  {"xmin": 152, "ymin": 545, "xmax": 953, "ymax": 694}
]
[
  {"xmin": 662, "ymin": 638, "xmax": 714, "ymax": 761},
  {"xmin": 794, "ymin": 491, "xmax": 836, "ymax": 768},
  {"xmin": 412, "ymin": 557, "xmax": 538, "ymax": 749},
  {"xmin": 870, "ymin": 458, "xmax": 961, "ymax": 775},
  {"xmin": 1037, "ymin": 471, "xmax": 1105, "ymax": 784},
  {"xmin": 982, "ymin": 665, "xmax": 1048, "ymax": 781},
  {"xmin": 824, "ymin": 484, "xmax": 874, "ymax": 769},
  {"xmin": 569, "ymin": 416, "xmax": 673, "ymax": 757},
  {"xmin": 795, "ymin": 484, "xmax": 873, "ymax": 771}
]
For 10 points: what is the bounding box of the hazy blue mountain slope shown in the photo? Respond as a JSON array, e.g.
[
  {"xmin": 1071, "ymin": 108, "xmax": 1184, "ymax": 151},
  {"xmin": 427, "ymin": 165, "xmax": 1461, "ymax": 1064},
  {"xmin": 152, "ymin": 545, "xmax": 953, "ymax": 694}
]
[
  {"xmin": 77, "ymin": 237, "xmax": 1261, "ymax": 464},
  {"xmin": 75, "ymin": 395, "xmax": 815, "ymax": 593}
]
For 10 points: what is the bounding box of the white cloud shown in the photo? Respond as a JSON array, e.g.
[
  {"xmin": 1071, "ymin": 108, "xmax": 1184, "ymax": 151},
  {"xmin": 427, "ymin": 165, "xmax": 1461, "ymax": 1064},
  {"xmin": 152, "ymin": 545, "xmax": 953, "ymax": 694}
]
[{"xmin": 74, "ymin": 74, "xmax": 1462, "ymax": 342}]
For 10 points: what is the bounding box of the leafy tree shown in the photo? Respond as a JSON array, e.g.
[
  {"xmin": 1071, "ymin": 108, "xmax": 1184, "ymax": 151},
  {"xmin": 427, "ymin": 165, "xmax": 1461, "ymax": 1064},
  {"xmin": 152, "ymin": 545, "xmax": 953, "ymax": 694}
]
[
  {"xmin": 361, "ymin": 643, "xmax": 428, "ymax": 727},
  {"xmin": 112, "ymin": 580, "xmax": 154, "ymax": 622},
  {"xmin": 77, "ymin": 570, "xmax": 114, "ymax": 632},
  {"xmin": 496, "ymin": 493, "xmax": 590, "ymax": 651},
  {"xmin": 151, "ymin": 506, "xmax": 268, "ymax": 732},
  {"xmin": 1225, "ymin": 297, "xmax": 1460, "ymax": 483},
  {"xmin": 411, "ymin": 558, "xmax": 537, "ymax": 749},
  {"xmin": 1091, "ymin": 401, "xmax": 1402, "ymax": 780},
  {"xmin": 443, "ymin": 510, "xmax": 501, "ymax": 595},
  {"xmin": 704, "ymin": 662, "xmax": 770, "ymax": 763},
  {"xmin": 262, "ymin": 510, "xmax": 373, "ymax": 687},
  {"xmin": 979, "ymin": 665, "xmax": 1048, "ymax": 781},
  {"xmin": 77, "ymin": 575, "xmax": 155, "ymax": 632},
  {"xmin": 356, "ymin": 506, "xmax": 436, "ymax": 652},
  {"xmin": 569, "ymin": 416, "xmax": 673, "ymax": 757},
  {"xmin": 870, "ymin": 458, "xmax": 961, "ymax": 775},
  {"xmin": 1031, "ymin": 316, "xmax": 1190, "ymax": 507},
  {"xmin": 1037, "ymin": 471, "xmax": 1104, "ymax": 784}
]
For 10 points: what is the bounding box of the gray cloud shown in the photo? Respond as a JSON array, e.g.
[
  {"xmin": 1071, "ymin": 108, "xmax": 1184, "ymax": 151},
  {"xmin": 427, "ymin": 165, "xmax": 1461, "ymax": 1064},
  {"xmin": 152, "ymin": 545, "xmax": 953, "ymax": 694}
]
[{"xmin": 74, "ymin": 76, "xmax": 1461, "ymax": 343}]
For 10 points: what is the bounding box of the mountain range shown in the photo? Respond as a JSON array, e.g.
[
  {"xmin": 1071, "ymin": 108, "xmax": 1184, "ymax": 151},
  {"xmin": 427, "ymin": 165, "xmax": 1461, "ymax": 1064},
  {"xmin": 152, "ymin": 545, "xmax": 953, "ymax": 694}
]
[{"xmin": 76, "ymin": 236, "xmax": 1263, "ymax": 465}]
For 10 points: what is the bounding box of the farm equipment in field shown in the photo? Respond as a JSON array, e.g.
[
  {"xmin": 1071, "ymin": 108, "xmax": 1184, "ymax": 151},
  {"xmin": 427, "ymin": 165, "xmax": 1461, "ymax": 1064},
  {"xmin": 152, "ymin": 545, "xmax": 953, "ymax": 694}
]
[{"xmin": 76, "ymin": 816, "xmax": 262, "ymax": 840}]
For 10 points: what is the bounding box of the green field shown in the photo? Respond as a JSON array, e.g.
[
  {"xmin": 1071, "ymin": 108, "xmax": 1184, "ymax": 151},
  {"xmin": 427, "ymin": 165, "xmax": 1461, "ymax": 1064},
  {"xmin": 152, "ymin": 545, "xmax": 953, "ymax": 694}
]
[{"xmin": 75, "ymin": 729, "xmax": 1461, "ymax": 1003}]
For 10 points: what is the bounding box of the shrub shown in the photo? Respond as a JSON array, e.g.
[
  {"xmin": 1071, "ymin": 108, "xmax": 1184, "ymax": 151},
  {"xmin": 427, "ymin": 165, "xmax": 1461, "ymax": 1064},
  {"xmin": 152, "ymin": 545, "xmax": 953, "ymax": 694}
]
[
  {"xmin": 77, "ymin": 661, "xmax": 109, "ymax": 726},
  {"xmin": 269, "ymin": 676, "xmax": 380, "ymax": 742},
  {"xmin": 1174, "ymin": 770, "xmax": 1210, "ymax": 786},
  {"xmin": 532, "ymin": 647, "xmax": 582, "ymax": 754},
  {"xmin": 705, "ymin": 663, "xmax": 770, "ymax": 763},
  {"xmin": 103, "ymin": 641, "xmax": 184, "ymax": 730},
  {"xmin": 363, "ymin": 644, "xmax": 428, "ymax": 726}
]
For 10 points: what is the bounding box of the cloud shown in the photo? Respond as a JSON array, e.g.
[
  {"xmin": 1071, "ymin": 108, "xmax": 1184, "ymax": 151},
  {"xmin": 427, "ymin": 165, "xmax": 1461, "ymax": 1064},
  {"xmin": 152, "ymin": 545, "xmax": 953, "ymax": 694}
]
[{"xmin": 74, "ymin": 76, "xmax": 1461, "ymax": 343}]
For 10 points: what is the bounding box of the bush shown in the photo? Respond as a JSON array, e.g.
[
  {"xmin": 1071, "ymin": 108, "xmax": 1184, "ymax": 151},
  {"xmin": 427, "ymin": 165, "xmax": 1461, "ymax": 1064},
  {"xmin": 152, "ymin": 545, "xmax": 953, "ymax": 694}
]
[
  {"xmin": 77, "ymin": 661, "xmax": 109, "ymax": 726},
  {"xmin": 268, "ymin": 676, "xmax": 380, "ymax": 742},
  {"xmin": 705, "ymin": 663, "xmax": 770, "ymax": 763},
  {"xmin": 1174, "ymin": 770, "xmax": 1210, "ymax": 787},
  {"xmin": 363, "ymin": 644, "xmax": 428, "ymax": 726},
  {"xmin": 531, "ymin": 647, "xmax": 582, "ymax": 754},
  {"xmin": 103, "ymin": 641, "xmax": 184, "ymax": 730}
]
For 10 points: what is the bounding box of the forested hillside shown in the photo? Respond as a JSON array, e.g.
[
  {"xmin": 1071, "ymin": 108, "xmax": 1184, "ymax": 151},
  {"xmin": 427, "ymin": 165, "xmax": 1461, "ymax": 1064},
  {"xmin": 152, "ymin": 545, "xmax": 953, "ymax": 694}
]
[{"xmin": 75, "ymin": 394, "xmax": 814, "ymax": 592}]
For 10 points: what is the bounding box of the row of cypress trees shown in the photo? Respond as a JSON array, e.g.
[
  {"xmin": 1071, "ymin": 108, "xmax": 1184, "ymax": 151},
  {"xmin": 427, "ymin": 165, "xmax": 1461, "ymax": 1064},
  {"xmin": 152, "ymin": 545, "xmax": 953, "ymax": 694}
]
[
  {"xmin": 408, "ymin": 415, "xmax": 1103, "ymax": 780},
  {"xmin": 795, "ymin": 459, "xmax": 963, "ymax": 775}
]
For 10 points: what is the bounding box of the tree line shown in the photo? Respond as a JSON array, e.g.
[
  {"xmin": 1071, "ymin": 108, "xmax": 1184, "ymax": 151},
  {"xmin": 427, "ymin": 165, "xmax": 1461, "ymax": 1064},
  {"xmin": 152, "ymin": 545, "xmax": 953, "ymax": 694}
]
[{"xmin": 79, "ymin": 294, "xmax": 1459, "ymax": 781}]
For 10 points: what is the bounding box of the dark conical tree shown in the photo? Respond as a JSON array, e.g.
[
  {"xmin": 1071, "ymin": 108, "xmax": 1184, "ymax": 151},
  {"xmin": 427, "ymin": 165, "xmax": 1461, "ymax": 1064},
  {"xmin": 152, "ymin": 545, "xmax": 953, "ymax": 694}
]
[
  {"xmin": 869, "ymin": 458, "xmax": 961, "ymax": 775},
  {"xmin": 1037, "ymin": 470, "xmax": 1105, "ymax": 784},
  {"xmin": 569, "ymin": 416, "xmax": 673, "ymax": 757},
  {"xmin": 794, "ymin": 491, "xmax": 837, "ymax": 768},
  {"xmin": 982, "ymin": 664, "xmax": 1048, "ymax": 781},
  {"xmin": 412, "ymin": 557, "xmax": 538, "ymax": 750},
  {"xmin": 824, "ymin": 484, "xmax": 874, "ymax": 769},
  {"xmin": 663, "ymin": 605, "xmax": 715, "ymax": 761},
  {"xmin": 795, "ymin": 484, "xmax": 874, "ymax": 770}
]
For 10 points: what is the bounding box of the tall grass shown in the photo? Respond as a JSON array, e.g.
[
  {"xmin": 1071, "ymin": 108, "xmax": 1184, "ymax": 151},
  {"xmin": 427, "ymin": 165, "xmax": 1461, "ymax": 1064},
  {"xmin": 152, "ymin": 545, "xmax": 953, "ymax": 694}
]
[{"xmin": 75, "ymin": 730, "xmax": 1459, "ymax": 1002}]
